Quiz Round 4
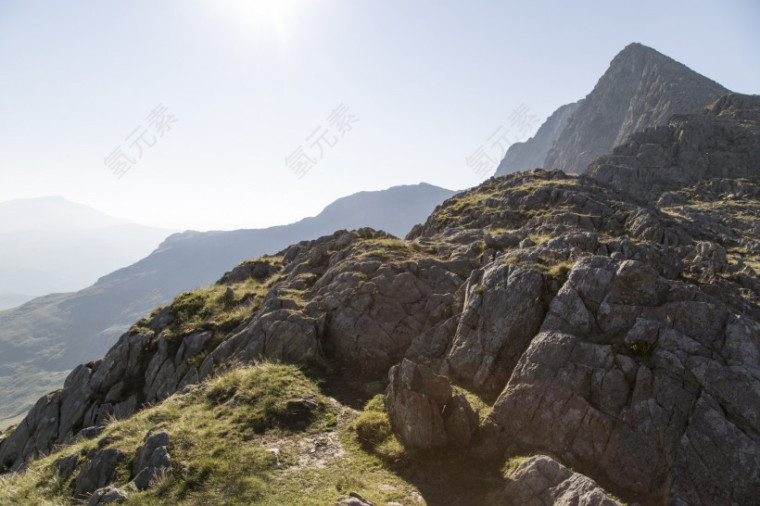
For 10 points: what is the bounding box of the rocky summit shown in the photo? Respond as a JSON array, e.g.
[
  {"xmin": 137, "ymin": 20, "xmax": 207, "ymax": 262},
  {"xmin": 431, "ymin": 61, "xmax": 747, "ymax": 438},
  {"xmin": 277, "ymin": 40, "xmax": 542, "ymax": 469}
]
[
  {"xmin": 496, "ymin": 43, "xmax": 729, "ymax": 176},
  {"xmin": 1, "ymin": 144, "xmax": 758, "ymax": 504}
]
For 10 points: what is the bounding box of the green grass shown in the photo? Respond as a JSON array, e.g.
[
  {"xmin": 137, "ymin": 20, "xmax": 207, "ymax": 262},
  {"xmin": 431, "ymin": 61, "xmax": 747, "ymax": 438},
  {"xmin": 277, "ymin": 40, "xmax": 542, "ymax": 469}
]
[
  {"xmin": 452, "ymin": 386, "xmax": 492, "ymax": 423},
  {"xmin": 0, "ymin": 364, "xmax": 423, "ymax": 506},
  {"xmin": 501, "ymin": 455, "xmax": 530, "ymax": 476},
  {"xmin": 130, "ymin": 256, "xmax": 284, "ymax": 343},
  {"xmin": 353, "ymin": 395, "xmax": 392, "ymax": 447}
]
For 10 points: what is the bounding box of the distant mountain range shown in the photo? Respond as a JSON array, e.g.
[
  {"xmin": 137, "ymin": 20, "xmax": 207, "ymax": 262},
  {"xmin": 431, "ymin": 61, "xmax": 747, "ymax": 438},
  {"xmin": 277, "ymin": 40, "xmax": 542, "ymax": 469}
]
[
  {"xmin": 0, "ymin": 183, "xmax": 454, "ymax": 426},
  {"xmin": 0, "ymin": 196, "xmax": 174, "ymax": 308},
  {"xmin": 495, "ymin": 43, "xmax": 729, "ymax": 176}
]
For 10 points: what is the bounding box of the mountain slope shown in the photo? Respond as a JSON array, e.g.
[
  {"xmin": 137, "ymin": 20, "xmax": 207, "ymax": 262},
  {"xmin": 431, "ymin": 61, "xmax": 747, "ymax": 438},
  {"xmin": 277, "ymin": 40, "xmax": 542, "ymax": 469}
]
[
  {"xmin": 0, "ymin": 183, "xmax": 454, "ymax": 426},
  {"xmin": 495, "ymin": 42, "xmax": 729, "ymax": 176},
  {"xmin": 0, "ymin": 196, "xmax": 174, "ymax": 301},
  {"xmin": 2, "ymin": 167, "xmax": 758, "ymax": 504}
]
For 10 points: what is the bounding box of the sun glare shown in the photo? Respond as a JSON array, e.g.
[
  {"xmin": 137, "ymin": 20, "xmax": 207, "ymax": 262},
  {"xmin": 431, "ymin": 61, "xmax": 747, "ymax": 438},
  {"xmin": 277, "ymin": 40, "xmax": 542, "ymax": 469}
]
[{"xmin": 218, "ymin": 0, "xmax": 302, "ymax": 44}]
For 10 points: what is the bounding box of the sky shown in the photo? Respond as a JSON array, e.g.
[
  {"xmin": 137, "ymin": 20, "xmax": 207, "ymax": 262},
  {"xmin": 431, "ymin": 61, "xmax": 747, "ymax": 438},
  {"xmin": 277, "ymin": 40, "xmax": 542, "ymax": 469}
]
[{"xmin": 0, "ymin": 0, "xmax": 758, "ymax": 231}]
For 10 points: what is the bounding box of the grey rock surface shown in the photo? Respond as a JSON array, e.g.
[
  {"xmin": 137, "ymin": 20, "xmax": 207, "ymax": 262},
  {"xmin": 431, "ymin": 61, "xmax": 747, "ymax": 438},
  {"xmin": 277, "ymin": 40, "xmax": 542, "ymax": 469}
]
[
  {"xmin": 483, "ymin": 256, "xmax": 760, "ymax": 504},
  {"xmin": 502, "ymin": 455, "xmax": 621, "ymax": 506},
  {"xmin": 74, "ymin": 448, "xmax": 124, "ymax": 498},
  {"xmin": 87, "ymin": 486, "xmax": 128, "ymax": 506},
  {"xmin": 386, "ymin": 359, "xmax": 452, "ymax": 449},
  {"xmin": 587, "ymin": 93, "xmax": 760, "ymax": 202},
  {"xmin": 446, "ymin": 262, "xmax": 547, "ymax": 396},
  {"xmin": 132, "ymin": 446, "xmax": 171, "ymax": 491}
]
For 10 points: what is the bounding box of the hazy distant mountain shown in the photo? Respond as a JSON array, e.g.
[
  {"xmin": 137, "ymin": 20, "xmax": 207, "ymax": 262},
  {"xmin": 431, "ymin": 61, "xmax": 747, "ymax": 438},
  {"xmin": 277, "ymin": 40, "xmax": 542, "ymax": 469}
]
[
  {"xmin": 0, "ymin": 182, "xmax": 454, "ymax": 425},
  {"xmin": 0, "ymin": 196, "xmax": 174, "ymax": 305},
  {"xmin": 0, "ymin": 294, "xmax": 34, "ymax": 311},
  {"xmin": 495, "ymin": 43, "xmax": 729, "ymax": 176}
]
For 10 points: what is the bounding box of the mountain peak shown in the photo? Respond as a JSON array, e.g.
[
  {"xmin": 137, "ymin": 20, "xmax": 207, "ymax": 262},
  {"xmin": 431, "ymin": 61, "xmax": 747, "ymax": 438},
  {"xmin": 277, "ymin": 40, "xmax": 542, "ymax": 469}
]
[
  {"xmin": 616, "ymin": 41, "xmax": 661, "ymax": 57},
  {"xmin": 542, "ymin": 43, "xmax": 728, "ymax": 172},
  {"xmin": 495, "ymin": 43, "xmax": 728, "ymax": 176}
]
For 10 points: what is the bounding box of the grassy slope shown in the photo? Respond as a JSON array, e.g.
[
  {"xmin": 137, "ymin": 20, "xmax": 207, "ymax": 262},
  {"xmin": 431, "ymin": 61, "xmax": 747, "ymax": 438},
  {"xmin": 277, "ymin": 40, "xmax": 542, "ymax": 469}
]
[
  {"xmin": 0, "ymin": 364, "xmax": 430, "ymax": 505},
  {"xmin": 0, "ymin": 362, "xmax": 508, "ymax": 505}
]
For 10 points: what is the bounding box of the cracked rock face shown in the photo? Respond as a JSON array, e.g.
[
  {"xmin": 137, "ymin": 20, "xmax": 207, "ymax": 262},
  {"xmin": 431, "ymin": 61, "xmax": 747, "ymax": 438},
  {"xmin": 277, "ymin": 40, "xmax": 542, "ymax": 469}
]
[
  {"xmin": 446, "ymin": 262, "xmax": 547, "ymax": 396},
  {"xmin": 482, "ymin": 256, "xmax": 760, "ymax": 504}
]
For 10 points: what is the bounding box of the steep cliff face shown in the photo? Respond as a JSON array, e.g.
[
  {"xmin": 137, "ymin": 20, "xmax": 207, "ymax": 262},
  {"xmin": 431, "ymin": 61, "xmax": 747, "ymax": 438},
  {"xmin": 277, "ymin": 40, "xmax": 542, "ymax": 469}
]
[
  {"xmin": 544, "ymin": 43, "xmax": 728, "ymax": 173},
  {"xmin": 495, "ymin": 101, "xmax": 582, "ymax": 176},
  {"xmin": 587, "ymin": 93, "xmax": 760, "ymax": 201}
]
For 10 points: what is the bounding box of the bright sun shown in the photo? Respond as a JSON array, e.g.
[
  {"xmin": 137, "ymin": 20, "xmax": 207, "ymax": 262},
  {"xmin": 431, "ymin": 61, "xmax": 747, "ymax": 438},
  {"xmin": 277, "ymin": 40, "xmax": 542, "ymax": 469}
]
[{"xmin": 219, "ymin": 0, "xmax": 302, "ymax": 44}]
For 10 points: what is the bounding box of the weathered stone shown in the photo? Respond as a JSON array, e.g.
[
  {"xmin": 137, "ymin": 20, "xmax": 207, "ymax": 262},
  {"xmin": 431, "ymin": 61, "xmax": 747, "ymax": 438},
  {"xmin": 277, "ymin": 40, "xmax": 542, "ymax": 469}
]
[
  {"xmin": 53, "ymin": 453, "xmax": 79, "ymax": 478},
  {"xmin": 443, "ymin": 393, "xmax": 479, "ymax": 448},
  {"xmin": 447, "ymin": 263, "xmax": 546, "ymax": 395},
  {"xmin": 386, "ymin": 359, "xmax": 451, "ymax": 449},
  {"xmin": 74, "ymin": 448, "xmax": 124, "ymax": 497},
  {"xmin": 87, "ymin": 486, "xmax": 128, "ymax": 506},
  {"xmin": 588, "ymin": 93, "xmax": 760, "ymax": 201},
  {"xmin": 503, "ymin": 455, "xmax": 622, "ymax": 505},
  {"xmin": 132, "ymin": 446, "xmax": 171, "ymax": 491},
  {"xmin": 486, "ymin": 256, "xmax": 760, "ymax": 504},
  {"xmin": 132, "ymin": 430, "xmax": 170, "ymax": 476}
]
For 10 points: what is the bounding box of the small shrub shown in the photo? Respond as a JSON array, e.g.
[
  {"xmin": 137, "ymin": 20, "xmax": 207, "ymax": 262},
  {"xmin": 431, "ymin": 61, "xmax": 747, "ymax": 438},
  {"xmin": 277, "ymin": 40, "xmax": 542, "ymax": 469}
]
[
  {"xmin": 629, "ymin": 340, "xmax": 654, "ymax": 357},
  {"xmin": 354, "ymin": 411, "xmax": 392, "ymax": 446},
  {"xmin": 502, "ymin": 455, "xmax": 530, "ymax": 476},
  {"xmin": 354, "ymin": 394, "xmax": 391, "ymax": 446}
]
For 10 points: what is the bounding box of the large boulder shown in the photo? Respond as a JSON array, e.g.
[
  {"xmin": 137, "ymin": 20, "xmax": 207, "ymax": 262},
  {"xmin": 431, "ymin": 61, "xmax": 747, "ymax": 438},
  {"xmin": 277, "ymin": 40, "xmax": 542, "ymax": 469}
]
[
  {"xmin": 503, "ymin": 455, "xmax": 622, "ymax": 506},
  {"xmin": 386, "ymin": 359, "xmax": 478, "ymax": 449},
  {"xmin": 386, "ymin": 359, "xmax": 451, "ymax": 449}
]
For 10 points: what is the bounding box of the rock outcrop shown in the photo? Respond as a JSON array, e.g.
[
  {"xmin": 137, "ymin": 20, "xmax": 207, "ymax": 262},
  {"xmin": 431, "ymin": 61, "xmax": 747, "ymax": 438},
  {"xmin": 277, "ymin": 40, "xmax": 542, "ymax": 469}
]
[
  {"xmin": 0, "ymin": 182, "xmax": 454, "ymax": 426},
  {"xmin": 87, "ymin": 486, "xmax": 128, "ymax": 506},
  {"xmin": 131, "ymin": 430, "xmax": 171, "ymax": 491},
  {"xmin": 480, "ymin": 255, "xmax": 760, "ymax": 504},
  {"xmin": 502, "ymin": 455, "xmax": 621, "ymax": 506},
  {"xmin": 587, "ymin": 93, "xmax": 760, "ymax": 201},
  {"xmin": 385, "ymin": 359, "xmax": 478, "ymax": 449},
  {"xmin": 74, "ymin": 448, "xmax": 124, "ymax": 498}
]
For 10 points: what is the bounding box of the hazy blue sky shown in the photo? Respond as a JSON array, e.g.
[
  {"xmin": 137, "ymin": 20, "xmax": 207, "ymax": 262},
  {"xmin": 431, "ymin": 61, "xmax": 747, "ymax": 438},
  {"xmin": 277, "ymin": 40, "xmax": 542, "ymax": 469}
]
[{"xmin": 1, "ymin": 0, "xmax": 758, "ymax": 230}]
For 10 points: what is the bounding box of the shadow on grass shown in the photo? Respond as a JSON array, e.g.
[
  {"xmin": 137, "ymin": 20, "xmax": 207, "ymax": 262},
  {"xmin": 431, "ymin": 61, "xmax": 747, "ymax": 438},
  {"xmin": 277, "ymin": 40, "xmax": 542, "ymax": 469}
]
[{"xmin": 363, "ymin": 442, "xmax": 507, "ymax": 506}]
